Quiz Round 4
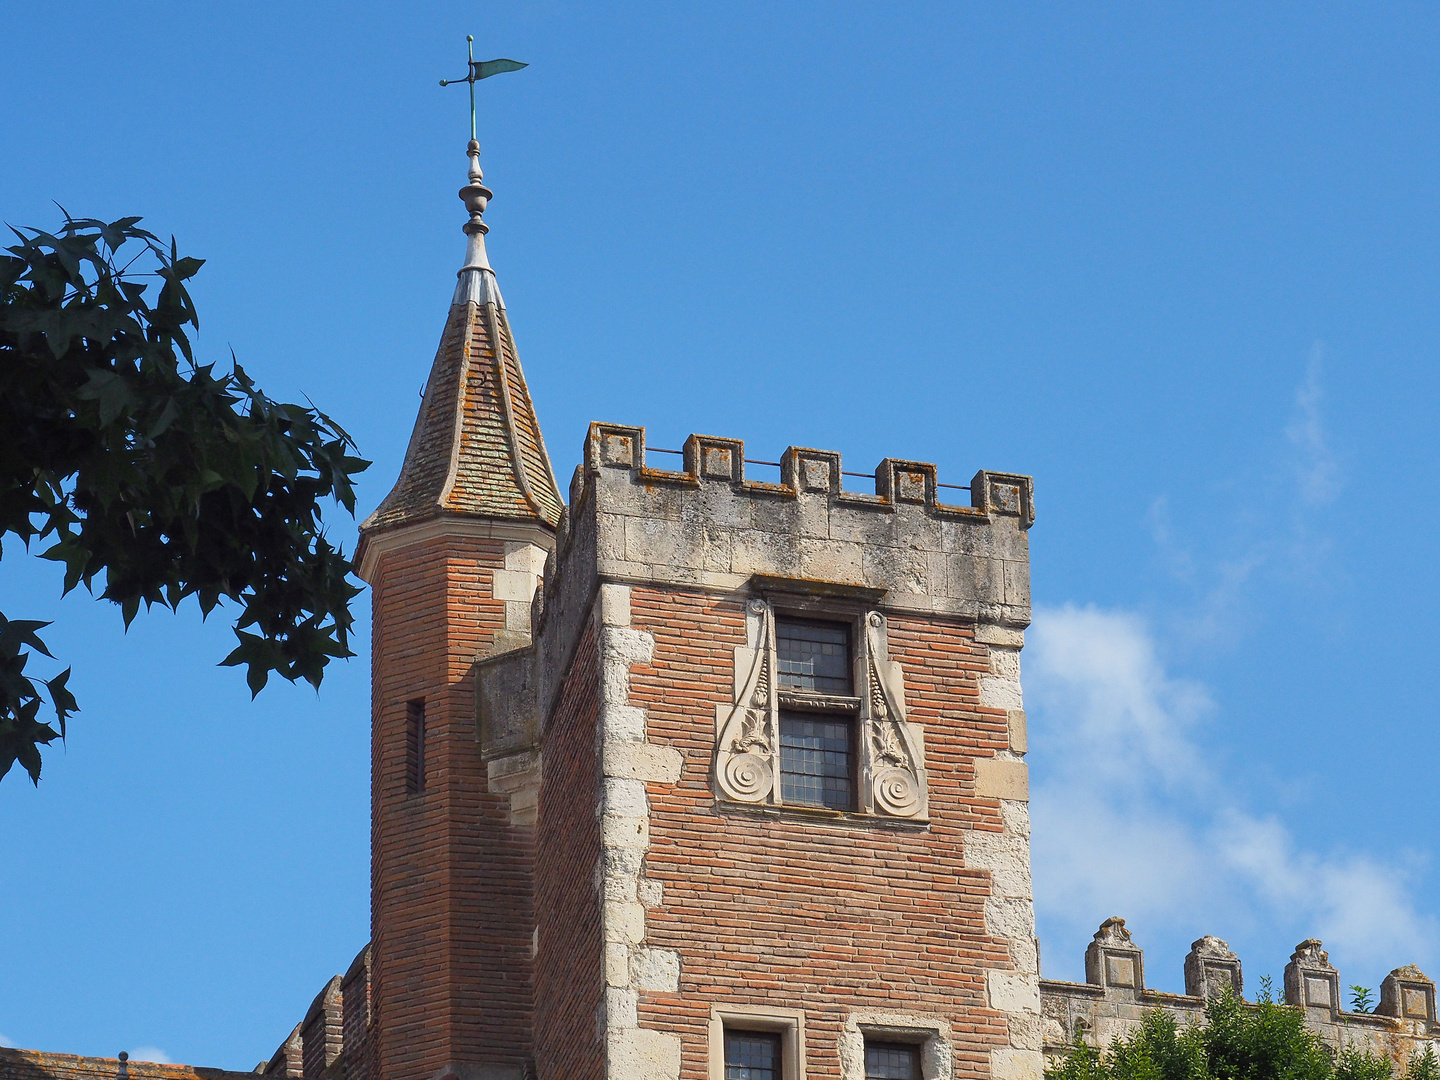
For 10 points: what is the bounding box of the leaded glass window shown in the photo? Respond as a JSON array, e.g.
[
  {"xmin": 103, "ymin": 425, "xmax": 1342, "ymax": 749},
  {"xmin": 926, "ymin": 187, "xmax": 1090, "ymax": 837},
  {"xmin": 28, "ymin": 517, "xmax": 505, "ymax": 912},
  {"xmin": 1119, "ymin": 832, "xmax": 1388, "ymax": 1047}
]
[
  {"xmin": 776, "ymin": 619, "xmax": 850, "ymax": 694},
  {"xmin": 864, "ymin": 1042, "xmax": 920, "ymax": 1080},
  {"xmin": 725, "ymin": 1030, "xmax": 781, "ymax": 1080},
  {"xmin": 779, "ymin": 713, "xmax": 852, "ymax": 810}
]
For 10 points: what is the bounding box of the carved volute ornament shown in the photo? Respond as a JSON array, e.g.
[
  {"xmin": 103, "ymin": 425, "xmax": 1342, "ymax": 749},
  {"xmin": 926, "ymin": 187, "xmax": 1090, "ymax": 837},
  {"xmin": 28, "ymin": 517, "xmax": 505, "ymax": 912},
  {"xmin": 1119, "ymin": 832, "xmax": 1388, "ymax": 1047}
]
[
  {"xmin": 713, "ymin": 601, "xmax": 927, "ymax": 819},
  {"xmin": 861, "ymin": 611, "xmax": 928, "ymax": 818},
  {"xmin": 714, "ymin": 600, "xmax": 779, "ymax": 803}
]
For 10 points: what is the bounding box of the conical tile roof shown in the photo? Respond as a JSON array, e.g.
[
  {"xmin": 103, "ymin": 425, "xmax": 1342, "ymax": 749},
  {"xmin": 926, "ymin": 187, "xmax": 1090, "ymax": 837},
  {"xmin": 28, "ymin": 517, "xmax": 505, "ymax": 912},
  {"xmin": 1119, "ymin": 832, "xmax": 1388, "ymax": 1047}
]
[{"xmin": 362, "ymin": 141, "xmax": 563, "ymax": 535}]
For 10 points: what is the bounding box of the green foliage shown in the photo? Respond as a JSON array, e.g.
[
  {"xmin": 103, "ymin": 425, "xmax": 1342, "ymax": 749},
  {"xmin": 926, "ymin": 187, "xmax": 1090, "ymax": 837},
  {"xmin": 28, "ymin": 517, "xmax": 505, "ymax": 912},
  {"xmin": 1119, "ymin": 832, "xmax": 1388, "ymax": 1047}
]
[
  {"xmin": 1351, "ymin": 987, "xmax": 1376, "ymax": 1014},
  {"xmin": 1203, "ymin": 979, "xmax": 1332, "ymax": 1080},
  {"xmin": 1335, "ymin": 1045, "xmax": 1393, "ymax": 1080},
  {"xmin": 1409, "ymin": 1047, "xmax": 1440, "ymax": 1080},
  {"xmin": 1048, "ymin": 1031, "xmax": 1112, "ymax": 1080},
  {"xmin": 1047, "ymin": 979, "xmax": 1435, "ymax": 1080},
  {"xmin": 0, "ymin": 214, "xmax": 369, "ymax": 783}
]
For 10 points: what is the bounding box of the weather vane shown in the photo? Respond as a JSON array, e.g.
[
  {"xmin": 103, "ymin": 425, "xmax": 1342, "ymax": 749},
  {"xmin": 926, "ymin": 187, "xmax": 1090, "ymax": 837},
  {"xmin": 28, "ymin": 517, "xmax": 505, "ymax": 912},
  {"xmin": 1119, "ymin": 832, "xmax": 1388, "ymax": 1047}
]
[{"xmin": 440, "ymin": 35, "xmax": 528, "ymax": 143}]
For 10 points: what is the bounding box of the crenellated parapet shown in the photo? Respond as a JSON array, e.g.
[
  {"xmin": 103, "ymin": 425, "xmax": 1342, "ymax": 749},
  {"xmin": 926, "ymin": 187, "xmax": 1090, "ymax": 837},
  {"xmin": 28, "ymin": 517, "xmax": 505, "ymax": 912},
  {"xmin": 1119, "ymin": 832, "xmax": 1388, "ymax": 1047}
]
[
  {"xmin": 1043, "ymin": 919, "xmax": 1440, "ymax": 1069},
  {"xmin": 565, "ymin": 421, "xmax": 1030, "ymax": 610}
]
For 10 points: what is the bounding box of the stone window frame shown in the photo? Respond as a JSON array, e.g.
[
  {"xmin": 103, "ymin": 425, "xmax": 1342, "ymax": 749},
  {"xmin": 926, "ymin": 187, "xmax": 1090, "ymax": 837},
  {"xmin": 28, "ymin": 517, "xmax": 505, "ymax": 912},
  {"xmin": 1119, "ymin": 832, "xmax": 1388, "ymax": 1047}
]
[
  {"xmin": 713, "ymin": 582, "xmax": 928, "ymax": 821},
  {"xmin": 708, "ymin": 1004, "xmax": 807, "ymax": 1080},
  {"xmin": 838, "ymin": 1011, "xmax": 953, "ymax": 1080}
]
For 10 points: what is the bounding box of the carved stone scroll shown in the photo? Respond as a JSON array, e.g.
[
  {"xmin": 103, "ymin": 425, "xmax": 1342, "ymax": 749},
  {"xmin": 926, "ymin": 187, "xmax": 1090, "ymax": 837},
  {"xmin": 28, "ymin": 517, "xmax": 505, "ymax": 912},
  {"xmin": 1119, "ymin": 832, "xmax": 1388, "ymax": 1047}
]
[
  {"xmin": 714, "ymin": 600, "xmax": 778, "ymax": 803},
  {"xmin": 862, "ymin": 612, "xmax": 927, "ymax": 819}
]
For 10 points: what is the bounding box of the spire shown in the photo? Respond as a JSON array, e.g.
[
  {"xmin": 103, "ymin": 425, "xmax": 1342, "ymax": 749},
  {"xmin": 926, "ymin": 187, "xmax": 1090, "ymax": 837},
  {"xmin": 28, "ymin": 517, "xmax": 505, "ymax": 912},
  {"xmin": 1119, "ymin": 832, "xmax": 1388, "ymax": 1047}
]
[{"xmin": 361, "ymin": 143, "xmax": 564, "ymax": 537}]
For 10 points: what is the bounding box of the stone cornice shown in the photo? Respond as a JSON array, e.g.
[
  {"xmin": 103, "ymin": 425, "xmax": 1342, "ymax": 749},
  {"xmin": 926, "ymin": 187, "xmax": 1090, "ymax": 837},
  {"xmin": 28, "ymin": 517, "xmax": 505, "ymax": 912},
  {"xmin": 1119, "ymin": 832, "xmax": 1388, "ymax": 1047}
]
[{"xmin": 357, "ymin": 515, "xmax": 555, "ymax": 583}]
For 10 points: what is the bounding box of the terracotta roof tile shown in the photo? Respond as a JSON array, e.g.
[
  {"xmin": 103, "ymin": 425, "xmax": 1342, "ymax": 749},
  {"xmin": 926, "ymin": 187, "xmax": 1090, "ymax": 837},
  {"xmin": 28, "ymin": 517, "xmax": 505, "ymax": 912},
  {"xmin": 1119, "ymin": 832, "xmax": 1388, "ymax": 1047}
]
[
  {"xmin": 362, "ymin": 294, "xmax": 562, "ymax": 535},
  {"xmin": 0, "ymin": 1049, "xmax": 256, "ymax": 1080}
]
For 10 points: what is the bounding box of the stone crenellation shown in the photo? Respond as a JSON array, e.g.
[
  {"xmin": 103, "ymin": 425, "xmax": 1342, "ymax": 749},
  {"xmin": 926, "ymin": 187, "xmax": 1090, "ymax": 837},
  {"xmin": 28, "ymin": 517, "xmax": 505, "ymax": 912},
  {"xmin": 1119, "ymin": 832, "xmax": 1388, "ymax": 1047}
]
[
  {"xmin": 1043, "ymin": 918, "xmax": 1440, "ymax": 1070},
  {"xmin": 552, "ymin": 423, "xmax": 1035, "ymax": 622}
]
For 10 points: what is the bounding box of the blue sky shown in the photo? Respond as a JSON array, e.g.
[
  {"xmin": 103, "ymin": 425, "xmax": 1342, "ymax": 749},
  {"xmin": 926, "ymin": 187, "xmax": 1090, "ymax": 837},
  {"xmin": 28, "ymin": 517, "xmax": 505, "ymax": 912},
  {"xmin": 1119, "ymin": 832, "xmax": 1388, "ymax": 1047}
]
[{"xmin": 3, "ymin": 1, "xmax": 1439, "ymax": 1067}]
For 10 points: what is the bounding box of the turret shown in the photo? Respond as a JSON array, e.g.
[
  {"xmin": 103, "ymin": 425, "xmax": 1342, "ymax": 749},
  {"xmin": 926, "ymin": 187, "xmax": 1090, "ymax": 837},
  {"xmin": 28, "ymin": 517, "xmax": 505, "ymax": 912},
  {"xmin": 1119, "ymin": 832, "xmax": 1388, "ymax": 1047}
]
[{"xmin": 357, "ymin": 138, "xmax": 559, "ymax": 1080}]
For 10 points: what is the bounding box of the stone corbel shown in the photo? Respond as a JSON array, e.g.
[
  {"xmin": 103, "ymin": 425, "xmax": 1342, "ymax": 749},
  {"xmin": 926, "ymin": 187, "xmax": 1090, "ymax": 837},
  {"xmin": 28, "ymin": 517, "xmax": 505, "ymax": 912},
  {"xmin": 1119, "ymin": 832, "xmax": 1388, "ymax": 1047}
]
[
  {"xmin": 861, "ymin": 612, "xmax": 927, "ymax": 819},
  {"xmin": 714, "ymin": 599, "xmax": 779, "ymax": 803}
]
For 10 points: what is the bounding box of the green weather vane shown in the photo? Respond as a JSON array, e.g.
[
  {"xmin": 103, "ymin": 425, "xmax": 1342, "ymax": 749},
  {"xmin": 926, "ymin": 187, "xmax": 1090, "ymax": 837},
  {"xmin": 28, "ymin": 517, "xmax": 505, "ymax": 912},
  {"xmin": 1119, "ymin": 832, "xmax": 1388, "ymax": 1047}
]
[{"xmin": 440, "ymin": 35, "xmax": 528, "ymax": 142}]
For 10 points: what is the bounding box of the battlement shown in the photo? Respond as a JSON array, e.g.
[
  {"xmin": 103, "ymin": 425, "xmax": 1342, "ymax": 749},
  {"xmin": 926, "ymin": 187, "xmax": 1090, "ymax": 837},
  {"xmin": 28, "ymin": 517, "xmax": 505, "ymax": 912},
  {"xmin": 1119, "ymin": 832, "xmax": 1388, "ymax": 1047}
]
[
  {"xmin": 580, "ymin": 423, "xmax": 1035, "ymax": 526},
  {"xmin": 545, "ymin": 422, "xmax": 1034, "ymax": 622},
  {"xmin": 1042, "ymin": 919, "xmax": 1440, "ymax": 1068}
]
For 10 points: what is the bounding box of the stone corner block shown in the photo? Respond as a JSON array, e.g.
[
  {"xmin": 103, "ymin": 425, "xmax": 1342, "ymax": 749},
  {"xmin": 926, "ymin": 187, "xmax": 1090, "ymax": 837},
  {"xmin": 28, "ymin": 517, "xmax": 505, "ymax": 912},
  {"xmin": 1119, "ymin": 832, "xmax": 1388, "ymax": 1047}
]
[
  {"xmin": 989, "ymin": 970, "xmax": 1041, "ymax": 1014},
  {"xmin": 599, "ymin": 582, "xmax": 632, "ymax": 627},
  {"xmin": 975, "ymin": 758, "xmax": 1029, "ymax": 801},
  {"xmin": 631, "ymin": 947, "xmax": 681, "ymax": 992},
  {"xmin": 991, "ymin": 1047, "xmax": 1044, "ymax": 1080},
  {"xmin": 975, "ymin": 624, "xmax": 1025, "ymax": 648},
  {"xmin": 491, "ymin": 568, "xmax": 539, "ymax": 602},
  {"xmin": 603, "ymin": 900, "xmax": 647, "ymax": 945},
  {"xmin": 606, "ymin": 1028, "xmax": 682, "ymax": 1080},
  {"xmin": 979, "ymin": 674, "xmax": 1025, "ymax": 711},
  {"xmin": 1007, "ymin": 710, "xmax": 1028, "ymax": 754},
  {"xmin": 603, "ymin": 743, "xmax": 685, "ymax": 784}
]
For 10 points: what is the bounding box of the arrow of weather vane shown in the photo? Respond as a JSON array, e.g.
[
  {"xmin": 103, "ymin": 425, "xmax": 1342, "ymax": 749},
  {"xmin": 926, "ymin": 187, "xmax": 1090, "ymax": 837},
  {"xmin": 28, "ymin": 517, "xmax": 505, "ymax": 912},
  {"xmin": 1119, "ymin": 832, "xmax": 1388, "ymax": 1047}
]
[{"xmin": 440, "ymin": 35, "xmax": 528, "ymax": 142}]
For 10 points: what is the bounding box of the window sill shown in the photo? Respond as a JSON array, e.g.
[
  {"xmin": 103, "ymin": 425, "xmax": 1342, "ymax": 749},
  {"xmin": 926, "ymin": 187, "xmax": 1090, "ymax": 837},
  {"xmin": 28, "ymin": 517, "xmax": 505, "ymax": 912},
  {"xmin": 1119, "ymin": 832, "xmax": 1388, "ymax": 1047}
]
[
  {"xmin": 776, "ymin": 689, "xmax": 861, "ymax": 712},
  {"xmin": 715, "ymin": 798, "xmax": 930, "ymax": 829}
]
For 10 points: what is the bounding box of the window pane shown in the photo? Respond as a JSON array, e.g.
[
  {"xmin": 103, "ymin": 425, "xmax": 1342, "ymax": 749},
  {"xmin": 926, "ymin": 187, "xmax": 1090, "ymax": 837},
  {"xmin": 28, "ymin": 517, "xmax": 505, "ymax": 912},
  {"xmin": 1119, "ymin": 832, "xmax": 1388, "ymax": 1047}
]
[
  {"xmin": 780, "ymin": 713, "xmax": 852, "ymax": 810},
  {"xmin": 725, "ymin": 1031, "xmax": 781, "ymax": 1080},
  {"xmin": 865, "ymin": 1042, "xmax": 919, "ymax": 1080},
  {"xmin": 776, "ymin": 619, "xmax": 850, "ymax": 694}
]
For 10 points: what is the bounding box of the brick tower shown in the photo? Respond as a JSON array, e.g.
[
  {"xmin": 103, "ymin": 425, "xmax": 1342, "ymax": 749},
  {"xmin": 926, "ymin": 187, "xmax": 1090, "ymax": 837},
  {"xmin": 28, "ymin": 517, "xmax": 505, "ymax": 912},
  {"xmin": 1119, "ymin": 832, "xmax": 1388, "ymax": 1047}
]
[
  {"xmin": 351, "ymin": 133, "xmax": 1042, "ymax": 1080},
  {"xmin": 355, "ymin": 138, "xmax": 563, "ymax": 1080}
]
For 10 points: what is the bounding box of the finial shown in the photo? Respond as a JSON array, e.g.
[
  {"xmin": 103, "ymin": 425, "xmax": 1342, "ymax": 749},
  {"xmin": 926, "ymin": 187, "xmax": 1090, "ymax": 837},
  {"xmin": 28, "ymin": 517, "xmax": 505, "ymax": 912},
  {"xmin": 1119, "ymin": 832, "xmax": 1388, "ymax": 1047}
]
[{"xmin": 460, "ymin": 139, "xmax": 491, "ymax": 238}]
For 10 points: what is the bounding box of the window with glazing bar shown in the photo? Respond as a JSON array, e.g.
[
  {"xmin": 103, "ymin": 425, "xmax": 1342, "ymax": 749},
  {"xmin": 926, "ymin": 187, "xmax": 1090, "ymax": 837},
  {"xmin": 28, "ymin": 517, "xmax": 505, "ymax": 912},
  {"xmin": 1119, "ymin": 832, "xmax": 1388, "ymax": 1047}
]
[
  {"xmin": 776, "ymin": 618, "xmax": 850, "ymax": 693},
  {"xmin": 864, "ymin": 1041, "xmax": 920, "ymax": 1080},
  {"xmin": 725, "ymin": 1030, "xmax": 781, "ymax": 1080},
  {"xmin": 775, "ymin": 618, "xmax": 855, "ymax": 810}
]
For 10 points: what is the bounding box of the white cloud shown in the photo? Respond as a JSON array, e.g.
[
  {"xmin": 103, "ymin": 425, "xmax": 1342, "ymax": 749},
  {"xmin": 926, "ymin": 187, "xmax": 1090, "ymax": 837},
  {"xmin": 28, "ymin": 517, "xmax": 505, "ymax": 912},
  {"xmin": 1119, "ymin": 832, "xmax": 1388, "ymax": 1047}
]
[
  {"xmin": 1286, "ymin": 343, "xmax": 1341, "ymax": 508},
  {"xmin": 0, "ymin": 1033, "xmax": 14, "ymax": 1048},
  {"xmin": 1147, "ymin": 351, "xmax": 1343, "ymax": 644},
  {"xmin": 1027, "ymin": 604, "xmax": 1433, "ymax": 978},
  {"xmin": 129, "ymin": 1048, "xmax": 172, "ymax": 1065}
]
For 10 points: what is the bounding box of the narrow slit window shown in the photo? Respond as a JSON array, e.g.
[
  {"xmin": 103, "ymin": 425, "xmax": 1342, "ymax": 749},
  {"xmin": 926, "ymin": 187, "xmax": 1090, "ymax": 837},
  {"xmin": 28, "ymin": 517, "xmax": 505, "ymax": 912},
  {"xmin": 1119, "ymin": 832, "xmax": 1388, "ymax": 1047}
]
[
  {"xmin": 864, "ymin": 1042, "xmax": 920, "ymax": 1080},
  {"xmin": 776, "ymin": 619, "xmax": 851, "ymax": 695},
  {"xmin": 725, "ymin": 1030, "xmax": 781, "ymax": 1080},
  {"xmin": 779, "ymin": 712, "xmax": 852, "ymax": 810},
  {"xmin": 406, "ymin": 699, "xmax": 426, "ymax": 795}
]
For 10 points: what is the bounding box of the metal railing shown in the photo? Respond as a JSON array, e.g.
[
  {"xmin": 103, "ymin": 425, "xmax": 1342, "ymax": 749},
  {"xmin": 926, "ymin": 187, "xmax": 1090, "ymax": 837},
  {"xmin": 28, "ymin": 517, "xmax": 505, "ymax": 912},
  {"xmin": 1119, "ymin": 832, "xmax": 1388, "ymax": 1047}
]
[{"xmin": 642, "ymin": 448, "xmax": 969, "ymax": 492}]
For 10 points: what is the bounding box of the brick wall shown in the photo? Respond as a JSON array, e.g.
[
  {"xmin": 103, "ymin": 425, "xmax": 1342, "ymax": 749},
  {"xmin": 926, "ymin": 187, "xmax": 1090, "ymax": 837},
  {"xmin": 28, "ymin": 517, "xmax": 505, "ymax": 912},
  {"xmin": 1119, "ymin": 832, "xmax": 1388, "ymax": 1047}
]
[
  {"xmin": 625, "ymin": 585, "xmax": 1018, "ymax": 1079},
  {"xmin": 341, "ymin": 946, "xmax": 370, "ymax": 1080},
  {"xmin": 368, "ymin": 531, "xmax": 536, "ymax": 1080},
  {"xmin": 534, "ymin": 622, "xmax": 604, "ymax": 1080},
  {"xmin": 300, "ymin": 977, "xmax": 342, "ymax": 1080}
]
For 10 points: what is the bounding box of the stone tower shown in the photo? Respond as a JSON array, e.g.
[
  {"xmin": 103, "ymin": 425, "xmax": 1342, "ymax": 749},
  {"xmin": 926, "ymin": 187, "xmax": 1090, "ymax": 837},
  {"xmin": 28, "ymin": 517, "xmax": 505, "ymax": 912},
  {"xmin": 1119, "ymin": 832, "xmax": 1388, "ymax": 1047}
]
[{"xmin": 355, "ymin": 139, "xmax": 563, "ymax": 1080}]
